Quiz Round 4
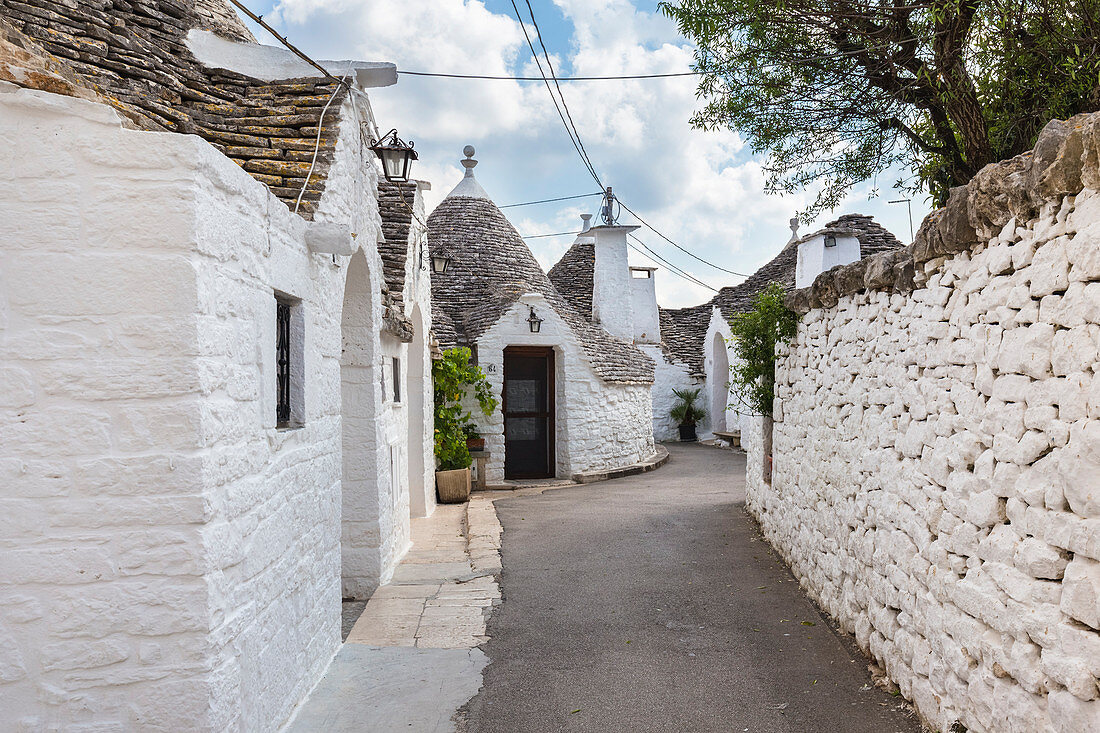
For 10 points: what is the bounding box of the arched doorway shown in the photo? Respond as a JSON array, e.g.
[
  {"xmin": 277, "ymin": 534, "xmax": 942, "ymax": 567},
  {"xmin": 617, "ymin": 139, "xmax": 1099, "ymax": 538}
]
[
  {"xmin": 341, "ymin": 250, "xmax": 382, "ymax": 599},
  {"xmin": 710, "ymin": 331, "xmax": 730, "ymax": 434},
  {"xmin": 407, "ymin": 304, "xmax": 431, "ymax": 518}
]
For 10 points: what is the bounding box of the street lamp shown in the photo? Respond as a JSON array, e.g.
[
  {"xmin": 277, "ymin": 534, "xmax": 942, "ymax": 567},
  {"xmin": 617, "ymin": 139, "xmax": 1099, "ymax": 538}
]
[
  {"xmin": 369, "ymin": 128, "xmax": 418, "ymax": 183},
  {"xmin": 431, "ymin": 254, "xmax": 451, "ymax": 274},
  {"xmin": 823, "ymin": 234, "xmax": 837, "ymax": 248},
  {"xmin": 527, "ymin": 307, "xmax": 543, "ymax": 333}
]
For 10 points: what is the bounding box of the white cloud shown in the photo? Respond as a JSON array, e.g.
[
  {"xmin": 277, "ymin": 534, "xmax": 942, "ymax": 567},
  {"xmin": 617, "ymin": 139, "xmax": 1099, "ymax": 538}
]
[{"xmin": 259, "ymin": 0, "xmax": 928, "ymax": 308}]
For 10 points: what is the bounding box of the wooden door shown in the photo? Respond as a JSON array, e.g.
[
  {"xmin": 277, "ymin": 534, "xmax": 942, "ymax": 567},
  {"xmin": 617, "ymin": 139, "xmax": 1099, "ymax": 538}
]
[{"xmin": 503, "ymin": 347, "xmax": 555, "ymax": 479}]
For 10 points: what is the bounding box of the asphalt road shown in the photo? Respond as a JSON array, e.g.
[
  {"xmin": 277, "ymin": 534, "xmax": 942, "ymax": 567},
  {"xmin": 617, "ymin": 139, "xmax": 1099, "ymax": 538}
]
[{"xmin": 459, "ymin": 443, "xmax": 925, "ymax": 733}]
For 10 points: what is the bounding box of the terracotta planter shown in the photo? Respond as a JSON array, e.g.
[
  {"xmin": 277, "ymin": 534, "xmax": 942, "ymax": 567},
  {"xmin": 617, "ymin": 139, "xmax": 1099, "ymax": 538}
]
[
  {"xmin": 678, "ymin": 423, "xmax": 698, "ymax": 442},
  {"xmin": 466, "ymin": 438, "xmax": 485, "ymax": 451},
  {"xmin": 436, "ymin": 468, "xmax": 471, "ymax": 503}
]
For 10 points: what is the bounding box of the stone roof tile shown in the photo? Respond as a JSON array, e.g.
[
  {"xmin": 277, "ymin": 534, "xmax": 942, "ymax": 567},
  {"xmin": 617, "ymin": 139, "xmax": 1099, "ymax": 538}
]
[
  {"xmin": 428, "ymin": 194, "xmax": 653, "ymax": 384},
  {"xmin": 1, "ymin": 0, "xmax": 346, "ymax": 219},
  {"xmin": 658, "ymin": 214, "xmax": 902, "ymax": 375}
]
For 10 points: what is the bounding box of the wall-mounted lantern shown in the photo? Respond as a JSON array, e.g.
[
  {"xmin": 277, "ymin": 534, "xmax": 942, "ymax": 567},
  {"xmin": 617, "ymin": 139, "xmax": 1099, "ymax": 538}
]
[
  {"xmin": 369, "ymin": 128, "xmax": 419, "ymax": 183},
  {"xmin": 824, "ymin": 234, "xmax": 837, "ymax": 248},
  {"xmin": 431, "ymin": 254, "xmax": 451, "ymax": 274},
  {"xmin": 527, "ymin": 307, "xmax": 543, "ymax": 333}
]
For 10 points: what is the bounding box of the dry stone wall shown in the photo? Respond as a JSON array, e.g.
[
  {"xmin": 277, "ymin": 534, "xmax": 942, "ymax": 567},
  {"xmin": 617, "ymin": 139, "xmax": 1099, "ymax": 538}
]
[{"xmin": 747, "ymin": 114, "xmax": 1100, "ymax": 733}]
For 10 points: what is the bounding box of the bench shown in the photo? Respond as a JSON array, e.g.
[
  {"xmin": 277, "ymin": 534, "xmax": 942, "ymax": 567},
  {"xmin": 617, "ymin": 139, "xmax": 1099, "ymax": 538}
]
[{"xmin": 713, "ymin": 431, "xmax": 741, "ymax": 449}]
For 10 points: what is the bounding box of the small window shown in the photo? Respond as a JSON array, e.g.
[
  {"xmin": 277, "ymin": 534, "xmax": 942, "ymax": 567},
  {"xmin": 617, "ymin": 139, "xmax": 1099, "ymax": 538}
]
[
  {"xmin": 392, "ymin": 356, "xmax": 401, "ymax": 403},
  {"xmin": 275, "ymin": 293, "xmax": 304, "ymax": 428}
]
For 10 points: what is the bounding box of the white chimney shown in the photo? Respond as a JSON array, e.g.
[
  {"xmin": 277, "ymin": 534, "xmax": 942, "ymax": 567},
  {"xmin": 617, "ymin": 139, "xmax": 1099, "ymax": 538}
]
[
  {"xmin": 590, "ymin": 224, "xmax": 640, "ymax": 340},
  {"xmin": 580, "ymin": 213, "xmax": 593, "ymax": 233},
  {"xmin": 795, "ymin": 230, "xmax": 861, "ymax": 288},
  {"xmin": 629, "ymin": 267, "xmax": 660, "ymax": 343}
]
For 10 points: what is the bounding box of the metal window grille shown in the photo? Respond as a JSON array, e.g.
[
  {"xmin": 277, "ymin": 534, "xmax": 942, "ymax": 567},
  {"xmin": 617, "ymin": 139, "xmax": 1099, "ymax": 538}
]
[
  {"xmin": 392, "ymin": 357, "xmax": 401, "ymax": 403},
  {"xmin": 276, "ymin": 300, "xmax": 291, "ymax": 427}
]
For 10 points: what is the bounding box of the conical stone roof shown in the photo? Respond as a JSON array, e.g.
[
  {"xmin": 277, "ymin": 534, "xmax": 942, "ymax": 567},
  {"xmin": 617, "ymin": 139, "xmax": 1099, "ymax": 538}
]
[{"xmin": 427, "ymin": 149, "xmax": 653, "ymax": 384}]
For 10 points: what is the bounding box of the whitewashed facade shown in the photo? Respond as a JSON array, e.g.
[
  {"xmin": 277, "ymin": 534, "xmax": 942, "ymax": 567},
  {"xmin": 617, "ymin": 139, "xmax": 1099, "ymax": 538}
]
[
  {"xmin": 430, "ymin": 151, "xmax": 656, "ymax": 482},
  {"xmin": 0, "ymin": 3, "xmax": 432, "ymax": 729}
]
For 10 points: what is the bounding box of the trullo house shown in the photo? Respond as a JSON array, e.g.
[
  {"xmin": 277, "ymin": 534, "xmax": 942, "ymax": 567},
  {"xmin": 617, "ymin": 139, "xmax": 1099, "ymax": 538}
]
[
  {"xmin": 0, "ymin": 0, "xmax": 434, "ymax": 729},
  {"xmin": 428, "ymin": 148, "xmax": 659, "ymax": 483}
]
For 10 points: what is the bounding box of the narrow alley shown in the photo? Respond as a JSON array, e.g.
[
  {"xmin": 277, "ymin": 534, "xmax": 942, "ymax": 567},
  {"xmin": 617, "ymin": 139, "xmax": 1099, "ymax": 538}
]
[{"xmin": 458, "ymin": 444, "xmax": 924, "ymax": 732}]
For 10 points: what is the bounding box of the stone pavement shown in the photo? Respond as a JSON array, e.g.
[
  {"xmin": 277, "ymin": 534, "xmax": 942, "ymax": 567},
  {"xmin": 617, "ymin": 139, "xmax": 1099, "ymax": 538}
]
[
  {"xmin": 285, "ymin": 501, "xmax": 504, "ymax": 732},
  {"xmin": 458, "ymin": 443, "xmax": 928, "ymax": 733}
]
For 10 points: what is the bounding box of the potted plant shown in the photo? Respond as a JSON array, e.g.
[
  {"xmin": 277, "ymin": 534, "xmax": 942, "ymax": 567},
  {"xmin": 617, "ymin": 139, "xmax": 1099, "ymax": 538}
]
[
  {"xmin": 464, "ymin": 423, "xmax": 485, "ymax": 451},
  {"xmin": 433, "ymin": 347, "xmax": 497, "ymax": 503},
  {"xmin": 670, "ymin": 387, "xmax": 707, "ymax": 442}
]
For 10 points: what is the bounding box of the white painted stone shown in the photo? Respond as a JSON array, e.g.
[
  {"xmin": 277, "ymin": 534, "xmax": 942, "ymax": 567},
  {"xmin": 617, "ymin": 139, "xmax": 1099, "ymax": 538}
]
[
  {"xmin": 1062, "ymin": 556, "xmax": 1100, "ymax": 630},
  {"xmin": 742, "ymin": 187, "xmax": 1100, "ymax": 733},
  {"xmin": 1, "ymin": 83, "xmax": 427, "ymax": 731}
]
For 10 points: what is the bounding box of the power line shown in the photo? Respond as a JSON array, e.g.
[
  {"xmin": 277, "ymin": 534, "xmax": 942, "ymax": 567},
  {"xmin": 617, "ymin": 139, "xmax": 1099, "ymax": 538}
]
[
  {"xmin": 524, "ymin": 0, "xmax": 603, "ymax": 190},
  {"xmin": 619, "ymin": 200, "xmax": 751, "ymax": 278},
  {"xmin": 628, "ymin": 234, "xmax": 717, "ymax": 292},
  {"xmin": 510, "ymin": 0, "xmax": 603, "ymax": 189},
  {"xmin": 500, "ymin": 192, "xmax": 603, "ymax": 209},
  {"xmin": 522, "ymin": 231, "xmax": 579, "ymax": 239},
  {"xmin": 398, "ymin": 70, "xmax": 701, "ymax": 81}
]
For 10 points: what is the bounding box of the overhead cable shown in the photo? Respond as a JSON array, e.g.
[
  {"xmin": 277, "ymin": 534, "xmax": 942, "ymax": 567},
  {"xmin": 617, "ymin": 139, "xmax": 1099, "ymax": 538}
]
[
  {"xmin": 628, "ymin": 234, "xmax": 717, "ymax": 292},
  {"xmin": 398, "ymin": 70, "xmax": 701, "ymax": 81},
  {"xmin": 509, "ymin": 0, "xmax": 603, "ymax": 189},
  {"xmin": 619, "ymin": 201, "xmax": 751, "ymax": 278},
  {"xmin": 500, "ymin": 192, "xmax": 603, "ymax": 209},
  {"xmin": 523, "ymin": 0, "xmax": 603, "ymax": 189},
  {"xmin": 522, "ymin": 231, "xmax": 580, "ymax": 239}
]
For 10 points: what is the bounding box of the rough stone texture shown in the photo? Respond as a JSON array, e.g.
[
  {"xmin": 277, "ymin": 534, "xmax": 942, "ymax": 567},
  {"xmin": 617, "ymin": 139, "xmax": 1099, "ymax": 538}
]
[
  {"xmin": 547, "ymin": 237, "xmax": 595, "ymax": 320},
  {"xmin": 192, "ymin": 0, "xmax": 254, "ymax": 42},
  {"xmin": 0, "ymin": 0, "xmax": 346, "ymax": 219},
  {"xmin": 746, "ymin": 171, "xmax": 1100, "ymax": 730},
  {"xmin": 0, "ymin": 77, "xmax": 430, "ymax": 730}
]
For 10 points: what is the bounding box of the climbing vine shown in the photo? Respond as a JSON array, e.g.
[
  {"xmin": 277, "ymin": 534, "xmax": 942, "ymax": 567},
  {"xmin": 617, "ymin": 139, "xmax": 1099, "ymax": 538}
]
[
  {"xmin": 432, "ymin": 348, "xmax": 497, "ymax": 472},
  {"xmin": 727, "ymin": 282, "xmax": 799, "ymax": 417}
]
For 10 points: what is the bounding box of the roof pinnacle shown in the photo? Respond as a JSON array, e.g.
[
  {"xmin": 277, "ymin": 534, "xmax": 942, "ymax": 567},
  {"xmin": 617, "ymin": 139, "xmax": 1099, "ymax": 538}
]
[{"xmin": 461, "ymin": 145, "xmax": 477, "ymax": 177}]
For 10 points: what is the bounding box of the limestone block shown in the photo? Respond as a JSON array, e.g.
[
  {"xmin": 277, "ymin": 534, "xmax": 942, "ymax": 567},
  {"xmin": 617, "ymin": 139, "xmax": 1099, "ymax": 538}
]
[
  {"xmin": 1029, "ymin": 237, "xmax": 1071, "ymax": 298},
  {"xmin": 1042, "ymin": 647, "xmax": 1099, "ymax": 700},
  {"xmin": 1061, "ymin": 556, "xmax": 1100, "ymax": 630},
  {"xmin": 1061, "ymin": 420, "xmax": 1100, "ymax": 517},
  {"xmin": 998, "ymin": 323, "xmax": 1054, "ymax": 378},
  {"xmin": 992, "ymin": 374, "xmax": 1032, "ymax": 403},
  {"xmin": 1014, "ymin": 536, "xmax": 1069, "ymax": 579},
  {"xmin": 1051, "ymin": 326, "xmax": 1100, "ymax": 376},
  {"xmin": 992, "ymin": 430, "xmax": 1050, "ymax": 467},
  {"xmin": 967, "ymin": 490, "xmax": 1007, "ymax": 527},
  {"xmin": 1048, "ymin": 689, "xmax": 1100, "ymax": 733}
]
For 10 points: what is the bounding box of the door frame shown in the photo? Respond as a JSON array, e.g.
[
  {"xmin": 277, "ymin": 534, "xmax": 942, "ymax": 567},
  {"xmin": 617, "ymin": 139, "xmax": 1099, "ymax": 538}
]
[{"xmin": 502, "ymin": 345, "xmax": 556, "ymax": 479}]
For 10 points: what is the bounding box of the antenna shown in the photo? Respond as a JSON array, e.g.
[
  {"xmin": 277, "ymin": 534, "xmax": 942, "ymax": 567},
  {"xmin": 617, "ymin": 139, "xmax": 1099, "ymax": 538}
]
[
  {"xmin": 600, "ymin": 187, "xmax": 620, "ymax": 225},
  {"xmin": 888, "ymin": 199, "xmax": 914, "ymax": 243}
]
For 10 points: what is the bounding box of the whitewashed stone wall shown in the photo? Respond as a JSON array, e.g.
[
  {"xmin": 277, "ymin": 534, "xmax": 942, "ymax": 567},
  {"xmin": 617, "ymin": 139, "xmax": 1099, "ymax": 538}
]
[
  {"xmin": 471, "ymin": 293, "xmax": 655, "ymax": 483},
  {"xmin": 747, "ymin": 184, "xmax": 1100, "ymax": 732},
  {"xmin": 402, "ymin": 190, "xmax": 436, "ymax": 520},
  {"xmin": 642, "ymin": 344, "xmax": 703, "ymax": 442},
  {"xmin": 0, "ymin": 83, "xmax": 409, "ymax": 730}
]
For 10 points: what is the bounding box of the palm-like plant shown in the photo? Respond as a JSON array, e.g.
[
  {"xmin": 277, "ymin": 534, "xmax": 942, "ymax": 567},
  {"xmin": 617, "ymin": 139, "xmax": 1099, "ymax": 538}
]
[{"xmin": 670, "ymin": 387, "xmax": 707, "ymax": 427}]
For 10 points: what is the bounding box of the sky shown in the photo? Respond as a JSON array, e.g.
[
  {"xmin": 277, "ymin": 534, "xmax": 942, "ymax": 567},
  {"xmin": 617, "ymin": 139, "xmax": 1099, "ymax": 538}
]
[{"xmin": 236, "ymin": 0, "xmax": 930, "ymax": 308}]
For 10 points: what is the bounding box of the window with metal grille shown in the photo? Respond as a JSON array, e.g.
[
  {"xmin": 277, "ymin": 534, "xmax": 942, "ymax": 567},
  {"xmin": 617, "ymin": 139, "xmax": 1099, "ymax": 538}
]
[
  {"xmin": 392, "ymin": 356, "xmax": 401, "ymax": 403},
  {"xmin": 276, "ymin": 299, "xmax": 292, "ymax": 427}
]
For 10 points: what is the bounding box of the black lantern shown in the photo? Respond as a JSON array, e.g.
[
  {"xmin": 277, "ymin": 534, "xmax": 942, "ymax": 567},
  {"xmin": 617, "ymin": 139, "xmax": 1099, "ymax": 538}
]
[
  {"xmin": 824, "ymin": 234, "xmax": 837, "ymax": 248},
  {"xmin": 369, "ymin": 128, "xmax": 418, "ymax": 183},
  {"xmin": 527, "ymin": 307, "xmax": 543, "ymax": 333},
  {"xmin": 431, "ymin": 254, "xmax": 451, "ymax": 274}
]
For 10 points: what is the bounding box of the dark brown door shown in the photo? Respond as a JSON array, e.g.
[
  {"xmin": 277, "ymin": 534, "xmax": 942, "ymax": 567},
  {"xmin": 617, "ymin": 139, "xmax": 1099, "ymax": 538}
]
[{"xmin": 503, "ymin": 347, "xmax": 555, "ymax": 479}]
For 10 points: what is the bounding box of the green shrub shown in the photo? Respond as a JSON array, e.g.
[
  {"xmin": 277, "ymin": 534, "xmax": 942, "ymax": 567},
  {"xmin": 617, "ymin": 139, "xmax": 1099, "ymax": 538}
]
[
  {"xmin": 670, "ymin": 387, "xmax": 707, "ymax": 426},
  {"xmin": 432, "ymin": 348, "xmax": 497, "ymax": 471},
  {"xmin": 727, "ymin": 282, "xmax": 799, "ymax": 416}
]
